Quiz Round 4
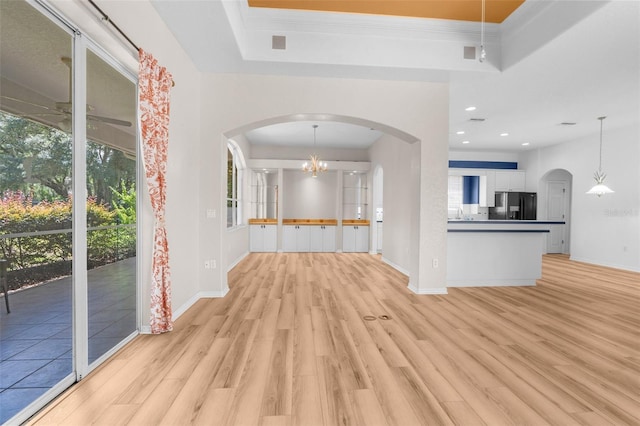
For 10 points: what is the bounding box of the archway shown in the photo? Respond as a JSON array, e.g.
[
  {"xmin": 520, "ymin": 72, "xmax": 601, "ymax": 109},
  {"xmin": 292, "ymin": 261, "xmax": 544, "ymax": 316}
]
[
  {"xmin": 539, "ymin": 169, "xmax": 573, "ymax": 254},
  {"xmin": 221, "ymin": 113, "xmax": 422, "ymax": 291}
]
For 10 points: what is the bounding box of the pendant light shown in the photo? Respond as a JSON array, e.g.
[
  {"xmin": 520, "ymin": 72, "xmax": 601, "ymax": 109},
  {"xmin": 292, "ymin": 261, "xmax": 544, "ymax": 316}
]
[
  {"xmin": 302, "ymin": 124, "xmax": 328, "ymax": 178},
  {"xmin": 479, "ymin": 0, "xmax": 486, "ymax": 62},
  {"xmin": 586, "ymin": 116, "xmax": 614, "ymax": 197}
]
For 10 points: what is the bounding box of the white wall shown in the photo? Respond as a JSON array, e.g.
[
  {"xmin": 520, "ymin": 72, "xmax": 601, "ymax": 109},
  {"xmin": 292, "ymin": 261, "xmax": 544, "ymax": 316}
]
[
  {"xmin": 519, "ymin": 123, "xmax": 640, "ymax": 272},
  {"xmin": 283, "ymin": 170, "xmax": 338, "ymax": 219},
  {"xmin": 201, "ymin": 73, "xmax": 449, "ymax": 294},
  {"xmin": 369, "ymin": 134, "xmax": 414, "ymax": 274}
]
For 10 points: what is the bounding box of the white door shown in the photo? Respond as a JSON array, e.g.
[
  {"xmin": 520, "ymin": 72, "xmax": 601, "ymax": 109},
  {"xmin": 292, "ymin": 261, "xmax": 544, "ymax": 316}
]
[
  {"xmin": 547, "ymin": 182, "xmax": 567, "ymax": 253},
  {"xmin": 282, "ymin": 226, "xmax": 297, "ymax": 252},
  {"xmin": 343, "ymin": 226, "xmax": 356, "ymax": 252},
  {"xmin": 356, "ymin": 226, "xmax": 370, "ymax": 252},
  {"xmin": 309, "ymin": 226, "xmax": 323, "ymax": 252},
  {"xmin": 322, "ymin": 226, "xmax": 336, "ymax": 252},
  {"xmin": 263, "ymin": 225, "xmax": 277, "ymax": 252},
  {"xmin": 296, "ymin": 225, "xmax": 310, "ymax": 252},
  {"xmin": 249, "ymin": 225, "xmax": 263, "ymax": 252}
]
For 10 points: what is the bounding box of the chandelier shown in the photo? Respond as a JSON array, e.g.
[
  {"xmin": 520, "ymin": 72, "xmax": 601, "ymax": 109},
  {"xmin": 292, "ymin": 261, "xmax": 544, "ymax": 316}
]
[
  {"xmin": 586, "ymin": 116, "xmax": 614, "ymax": 197},
  {"xmin": 302, "ymin": 124, "xmax": 328, "ymax": 178}
]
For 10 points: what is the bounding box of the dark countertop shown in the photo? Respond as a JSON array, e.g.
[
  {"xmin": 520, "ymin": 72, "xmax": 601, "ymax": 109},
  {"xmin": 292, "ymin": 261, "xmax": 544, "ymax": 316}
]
[{"xmin": 448, "ymin": 220, "xmax": 565, "ymax": 224}]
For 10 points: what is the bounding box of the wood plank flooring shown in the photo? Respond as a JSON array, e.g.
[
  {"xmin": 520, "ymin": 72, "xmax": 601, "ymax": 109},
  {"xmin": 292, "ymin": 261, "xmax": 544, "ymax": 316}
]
[{"xmin": 28, "ymin": 253, "xmax": 640, "ymax": 425}]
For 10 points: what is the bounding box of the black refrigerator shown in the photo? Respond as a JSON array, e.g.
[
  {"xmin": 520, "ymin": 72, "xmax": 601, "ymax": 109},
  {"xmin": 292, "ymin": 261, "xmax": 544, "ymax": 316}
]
[{"xmin": 489, "ymin": 192, "xmax": 537, "ymax": 220}]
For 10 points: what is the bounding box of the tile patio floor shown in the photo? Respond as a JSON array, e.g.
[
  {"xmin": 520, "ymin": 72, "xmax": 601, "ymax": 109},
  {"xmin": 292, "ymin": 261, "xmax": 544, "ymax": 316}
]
[{"xmin": 0, "ymin": 258, "xmax": 136, "ymax": 424}]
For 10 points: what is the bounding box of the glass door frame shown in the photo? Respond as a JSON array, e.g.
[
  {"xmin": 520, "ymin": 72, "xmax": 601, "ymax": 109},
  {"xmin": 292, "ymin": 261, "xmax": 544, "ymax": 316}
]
[{"xmin": 7, "ymin": 1, "xmax": 141, "ymax": 423}]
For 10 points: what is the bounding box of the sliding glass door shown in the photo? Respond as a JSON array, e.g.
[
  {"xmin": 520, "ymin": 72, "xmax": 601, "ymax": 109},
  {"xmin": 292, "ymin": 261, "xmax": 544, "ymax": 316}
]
[
  {"xmin": 85, "ymin": 49, "xmax": 138, "ymax": 366},
  {"xmin": 0, "ymin": 1, "xmax": 139, "ymax": 423}
]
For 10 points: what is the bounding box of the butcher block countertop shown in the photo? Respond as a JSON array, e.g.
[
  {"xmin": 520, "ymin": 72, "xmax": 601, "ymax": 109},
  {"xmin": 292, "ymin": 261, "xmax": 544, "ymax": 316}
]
[
  {"xmin": 342, "ymin": 219, "xmax": 370, "ymax": 225},
  {"xmin": 248, "ymin": 218, "xmax": 278, "ymax": 224},
  {"xmin": 282, "ymin": 219, "xmax": 338, "ymax": 226}
]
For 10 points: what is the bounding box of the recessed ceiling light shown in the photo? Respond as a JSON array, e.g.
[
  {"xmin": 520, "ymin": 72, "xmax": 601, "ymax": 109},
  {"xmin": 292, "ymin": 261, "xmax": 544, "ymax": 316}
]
[
  {"xmin": 465, "ymin": 106, "xmax": 477, "ymax": 112},
  {"xmin": 456, "ymin": 131, "xmax": 465, "ymax": 135},
  {"xmin": 500, "ymin": 132, "xmax": 509, "ymax": 137},
  {"xmin": 462, "ymin": 140, "xmax": 470, "ymax": 144},
  {"xmin": 522, "ymin": 142, "xmax": 530, "ymax": 146}
]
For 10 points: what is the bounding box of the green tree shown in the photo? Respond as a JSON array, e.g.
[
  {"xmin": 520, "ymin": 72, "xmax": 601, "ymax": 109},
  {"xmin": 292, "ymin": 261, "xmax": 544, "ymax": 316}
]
[
  {"xmin": 0, "ymin": 111, "xmax": 72, "ymax": 200},
  {"xmin": 111, "ymin": 182, "xmax": 136, "ymax": 224}
]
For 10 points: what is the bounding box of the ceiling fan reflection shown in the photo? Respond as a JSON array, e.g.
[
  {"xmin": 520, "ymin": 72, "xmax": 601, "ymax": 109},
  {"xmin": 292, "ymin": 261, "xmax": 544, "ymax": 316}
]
[{"xmin": 0, "ymin": 57, "xmax": 132, "ymax": 131}]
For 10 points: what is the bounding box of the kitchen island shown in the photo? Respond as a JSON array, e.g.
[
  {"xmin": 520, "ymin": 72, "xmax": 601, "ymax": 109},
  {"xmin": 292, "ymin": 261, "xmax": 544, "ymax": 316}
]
[{"xmin": 447, "ymin": 220, "xmax": 565, "ymax": 287}]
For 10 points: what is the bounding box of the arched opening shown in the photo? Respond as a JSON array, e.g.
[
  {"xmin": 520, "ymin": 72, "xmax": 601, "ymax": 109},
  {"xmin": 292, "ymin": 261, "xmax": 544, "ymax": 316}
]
[
  {"xmin": 539, "ymin": 169, "xmax": 573, "ymax": 254},
  {"xmin": 221, "ymin": 113, "xmax": 421, "ymax": 289}
]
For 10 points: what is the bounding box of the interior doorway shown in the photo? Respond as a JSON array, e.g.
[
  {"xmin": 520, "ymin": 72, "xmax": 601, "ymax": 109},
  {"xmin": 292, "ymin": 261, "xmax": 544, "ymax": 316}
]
[{"xmin": 540, "ymin": 169, "xmax": 572, "ymax": 254}]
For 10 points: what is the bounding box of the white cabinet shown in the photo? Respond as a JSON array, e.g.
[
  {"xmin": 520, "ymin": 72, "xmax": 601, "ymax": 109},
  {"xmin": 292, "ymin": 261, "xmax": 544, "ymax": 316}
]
[
  {"xmin": 479, "ymin": 171, "xmax": 496, "ymax": 207},
  {"xmin": 282, "ymin": 225, "xmax": 310, "ymax": 252},
  {"xmin": 250, "ymin": 224, "xmax": 277, "ymax": 252},
  {"xmin": 495, "ymin": 170, "xmax": 526, "ymax": 192},
  {"xmin": 343, "ymin": 225, "xmax": 369, "ymax": 253},
  {"xmin": 309, "ymin": 225, "xmax": 336, "ymax": 252}
]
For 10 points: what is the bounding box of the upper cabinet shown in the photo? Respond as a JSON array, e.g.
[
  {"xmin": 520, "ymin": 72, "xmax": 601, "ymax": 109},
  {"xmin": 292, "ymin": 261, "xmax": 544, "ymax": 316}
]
[
  {"xmin": 343, "ymin": 172, "xmax": 368, "ymax": 219},
  {"xmin": 494, "ymin": 170, "xmax": 526, "ymax": 192},
  {"xmin": 250, "ymin": 169, "xmax": 278, "ymax": 219}
]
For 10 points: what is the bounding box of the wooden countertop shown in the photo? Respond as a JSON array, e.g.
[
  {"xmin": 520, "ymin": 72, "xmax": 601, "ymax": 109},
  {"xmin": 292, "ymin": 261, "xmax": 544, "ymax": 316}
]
[
  {"xmin": 283, "ymin": 219, "xmax": 338, "ymax": 226},
  {"xmin": 248, "ymin": 218, "xmax": 278, "ymax": 224},
  {"xmin": 342, "ymin": 219, "xmax": 370, "ymax": 225}
]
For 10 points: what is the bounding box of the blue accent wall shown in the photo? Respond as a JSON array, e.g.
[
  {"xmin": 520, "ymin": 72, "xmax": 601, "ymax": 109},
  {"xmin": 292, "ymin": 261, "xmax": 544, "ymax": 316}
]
[
  {"xmin": 449, "ymin": 160, "xmax": 518, "ymax": 170},
  {"xmin": 463, "ymin": 176, "xmax": 479, "ymax": 204}
]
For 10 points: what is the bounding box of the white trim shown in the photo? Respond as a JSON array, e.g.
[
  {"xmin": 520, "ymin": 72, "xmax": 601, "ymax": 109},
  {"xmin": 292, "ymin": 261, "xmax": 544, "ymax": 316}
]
[
  {"xmin": 228, "ymin": 251, "xmax": 249, "ymax": 272},
  {"xmin": 569, "ymin": 256, "xmax": 640, "ymax": 273},
  {"xmin": 168, "ymin": 288, "xmax": 231, "ymax": 327},
  {"xmin": 381, "ymin": 256, "xmax": 409, "ymax": 277},
  {"xmin": 408, "ymin": 282, "xmax": 448, "ymax": 295},
  {"xmin": 72, "ymin": 34, "xmax": 89, "ymax": 381},
  {"xmin": 200, "ymin": 289, "xmax": 230, "ymax": 298},
  {"xmin": 447, "ymin": 279, "xmax": 537, "ymax": 287}
]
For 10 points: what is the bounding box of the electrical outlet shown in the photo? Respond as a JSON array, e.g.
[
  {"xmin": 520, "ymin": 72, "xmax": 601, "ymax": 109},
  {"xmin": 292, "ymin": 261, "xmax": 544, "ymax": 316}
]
[
  {"xmin": 206, "ymin": 209, "xmax": 216, "ymax": 219},
  {"xmin": 212, "ymin": 259, "xmax": 217, "ymax": 269},
  {"xmin": 432, "ymin": 258, "xmax": 439, "ymax": 268},
  {"xmin": 204, "ymin": 260, "xmax": 211, "ymax": 269}
]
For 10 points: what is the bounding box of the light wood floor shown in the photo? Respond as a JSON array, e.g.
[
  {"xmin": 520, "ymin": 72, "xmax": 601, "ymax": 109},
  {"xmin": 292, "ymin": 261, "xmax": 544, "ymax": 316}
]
[{"xmin": 28, "ymin": 253, "xmax": 640, "ymax": 425}]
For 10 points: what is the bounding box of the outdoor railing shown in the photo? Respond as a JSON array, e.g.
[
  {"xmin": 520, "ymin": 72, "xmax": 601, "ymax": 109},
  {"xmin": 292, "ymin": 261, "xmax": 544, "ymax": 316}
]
[{"xmin": 0, "ymin": 224, "xmax": 135, "ymax": 291}]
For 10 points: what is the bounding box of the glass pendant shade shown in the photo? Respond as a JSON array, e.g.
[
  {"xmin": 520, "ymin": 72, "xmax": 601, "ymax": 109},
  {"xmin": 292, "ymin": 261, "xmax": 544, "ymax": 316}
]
[{"xmin": 586, "ymin": 183, "xmax": 614, "ymax": 197}]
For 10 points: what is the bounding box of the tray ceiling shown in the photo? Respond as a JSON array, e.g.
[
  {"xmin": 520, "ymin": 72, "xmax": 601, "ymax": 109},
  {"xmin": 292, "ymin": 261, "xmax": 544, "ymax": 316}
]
[{"xmin": 248, "ymin": 0, "xmax": 525, "ymax": 23}]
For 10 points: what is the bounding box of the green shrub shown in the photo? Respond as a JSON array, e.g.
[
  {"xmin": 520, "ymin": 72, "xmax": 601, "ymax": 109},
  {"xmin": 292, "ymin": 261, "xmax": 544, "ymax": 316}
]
[{"xmin": 0, "ymin": 191, "xmax": 135, "ymax": 283}]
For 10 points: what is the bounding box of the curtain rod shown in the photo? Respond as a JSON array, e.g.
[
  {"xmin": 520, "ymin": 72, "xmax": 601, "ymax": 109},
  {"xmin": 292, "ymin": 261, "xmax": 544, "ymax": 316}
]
[{"xmin": 87, "ymin": 0, "xmax": 175, "ymax": 87}]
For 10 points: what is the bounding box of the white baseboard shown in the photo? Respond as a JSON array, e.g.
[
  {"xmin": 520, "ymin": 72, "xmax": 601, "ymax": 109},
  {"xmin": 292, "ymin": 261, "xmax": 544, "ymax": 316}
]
[
  {"xmin": 407, "ymin": 282, "xmax": 448, "ymax": 295},
  {"xmin": 569, "ymin": 256, "xmax": 640, "ymax": 273},
  {"xmin": 447, "ymin": 279, "xmax": 536, "ymax": 287},
  {"xmin": 139, "ymin": 286, "xmax": 230, "ymax": 335},
  {"xmin": 381, "ymin": 257, "xmax": 409, "ymax": 277},
  {"xmin": 199, "ymin": 288, "xmax": 230, "ymax": 298},
  {"xmin": 228, "ymin": 251, "xmax": 249, "ymax": 272}
]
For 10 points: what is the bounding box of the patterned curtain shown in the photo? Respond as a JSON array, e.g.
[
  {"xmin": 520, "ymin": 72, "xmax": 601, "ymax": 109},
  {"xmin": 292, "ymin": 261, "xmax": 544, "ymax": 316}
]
[{"xmin": 138, "ymin": 49, "xmax": 173, "ymax": 334}]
